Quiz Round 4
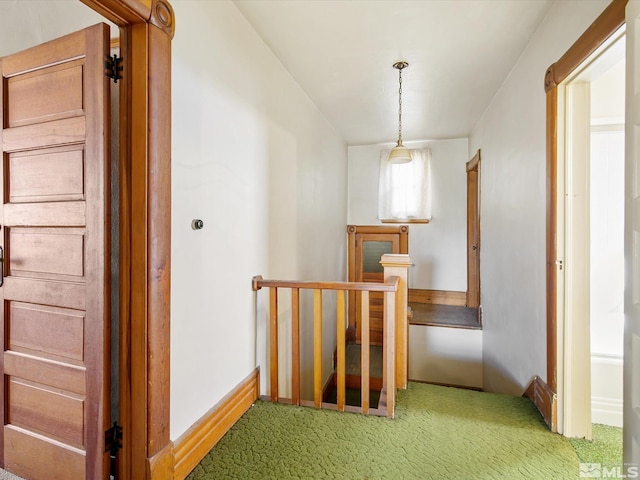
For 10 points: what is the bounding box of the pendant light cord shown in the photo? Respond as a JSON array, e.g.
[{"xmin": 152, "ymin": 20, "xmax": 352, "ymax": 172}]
[{"xmin": 398, "ymin": 66, "xmax": 403, "ymax": 145}]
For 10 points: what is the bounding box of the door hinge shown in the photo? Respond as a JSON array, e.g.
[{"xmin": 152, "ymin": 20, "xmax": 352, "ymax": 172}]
[
  {"xmin": 105, "ymin": 55, "xmax": 123, "ymax": 83},
  {"xmin": 105, "ymin": 421, "xmax": 122, "ymax": 480}
]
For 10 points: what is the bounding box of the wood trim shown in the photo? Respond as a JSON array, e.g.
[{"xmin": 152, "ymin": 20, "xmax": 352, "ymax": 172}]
[
  {"xmin": 80, "ymin": 0, "xmax": 153, "ymax": 25},
  {"xmin": 172, "ymin": 369, "xmax": 259, "ymax": 480},
  {"xmin": 408, "ymin": 289, "xmax": 467, "ymax": 307},
  {"xmin": 466, "ymin": 149, "xmax": 480, "ymax": 173},
  {"xmin": 544, "ymin": 0, "xmax": 627, "ymax": 92},
  {"xmin": 545, "ymin": 0, "xmax": 626, "ymax": 408},
  {"xmin": 381, "ymin": 219, "xmax": 429, "ymax": 224},
  {"xmin": 76, "ymin": 0, "xmax": 175, "ymax": 478},
  {"xmin": 523, "ymin": 376, "xmax": 557, "ymax": 431},
  {"xmin": 146, "ymin": 4, "xmax": 173, "ymax": 465},
  {"xmin": 546, "ymin": 87, "xmax": 558, "ymax": 394},
  {"xmin": 255, "ymin": 278, "xmax": 401, "ymax": 292},
  {"xmin": 409, "ymin": 379, "xmax": 483, "ymax": 392},
  {"xmin": 347, "ymin": 225, "xmax": 409, "ymax": 235},
  {"xmin": 466, "ymin": 150, "xmax": 481, "ymax": 309}
]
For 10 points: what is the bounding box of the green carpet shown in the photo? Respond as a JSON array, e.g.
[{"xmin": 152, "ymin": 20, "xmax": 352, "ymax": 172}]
[
  {"xmin": 570, "ymin": 423, "xmax": 623, "ymax": 475},
  {"xmin": 187, "ymin": 382, "xmax": 592, "ymax": 479}
]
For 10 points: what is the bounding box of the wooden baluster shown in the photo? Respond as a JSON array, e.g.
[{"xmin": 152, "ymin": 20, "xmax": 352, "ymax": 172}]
[
  {"xmin": 336, "ymin": 290, "xmax": 346, "ymax": 412},
  {"xmin": 314, "ymin": 289, "xmax": 323, "ymax": 408},
  {"xmin": 292, "ymin": 288, "xmax": 300, "ymax": 406},
  {"xmin": 361, "ymin": 291, "xmax": 370, "ymax": 414},
  {"xmin": 270, "ymin": 287, "xmax": 278, "ymax": 402},
  {"xmin": 383, "ymin": 286, "xmax": 396, "ymax": 418}
]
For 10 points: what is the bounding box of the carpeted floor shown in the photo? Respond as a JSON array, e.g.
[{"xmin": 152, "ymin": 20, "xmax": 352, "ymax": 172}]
[
  {"xmin": 570, "ymin": 423, "xmax": 624, "ymax": 466},
  {"xmin": 188, "ymin": 382, "xmax": 598, "ymax": 479}
]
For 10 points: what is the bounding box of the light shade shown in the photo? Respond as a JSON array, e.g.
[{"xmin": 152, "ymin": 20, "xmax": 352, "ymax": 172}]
[{"xmin": 388, "ymin": 143, "xmax": 413, "ymax": 164}]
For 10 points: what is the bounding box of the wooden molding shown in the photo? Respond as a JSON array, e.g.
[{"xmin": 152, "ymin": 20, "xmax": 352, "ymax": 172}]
[
  {"xmin": 347, "ymin": 225, "xmax": 409, "ymax": 235},
  {"xmin": 409, "ymin": 379, "xmax": 483, "ymax": 392},
  {"xmin": 523, "ymin": 376, "xmax": 557, "ymax": 431},
  {"xmin": 466, "ymin": 149, "xmax": 480, "ymax": 172},
  {"xmin": 544, "ymin": 0, "xmax": 627, "ymax": 92},
  {"xmin": 546, "ymin": 87, "xmax": 558, "ymax": 393},
  {"xmin": 147, "ymin": 442, "xmax": 174, "ymax": 480},
  {"xmin": 150, "ymin": 0, "xmax": 176, "ymax": 38},
  {"xmin": 408, "ymin": 289, "xmax": 467, "ymax": 307},
  {"xmin": 80, "ymin": 0, "xmax": 152, "ymax": 25},
  {"xmin": 78, "ymin": 0, "xmax": 175, "ymax": 478},
  {"xmin": 172, "ymin": 368, "xmax": 259, "ymax": 480},
  {"xmin": 381, "ymin": 219, "xmax": 429, "ymax": 224}
]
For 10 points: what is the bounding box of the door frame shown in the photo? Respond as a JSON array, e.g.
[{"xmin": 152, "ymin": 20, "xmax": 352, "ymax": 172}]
[
  {"xmin": 466, "ymin": 150, "xmax": 481, "ymax": 310},
  {"xmin": 347, "ymin": 225, "xmax": 408, "ymax": 339},
  {"xmin": 545, "ymin": 0, "xmax": 627, "ymax": 433},
  {"xmin": 79, "ymin": 1, "xmax": 174, "ymax": 478}
]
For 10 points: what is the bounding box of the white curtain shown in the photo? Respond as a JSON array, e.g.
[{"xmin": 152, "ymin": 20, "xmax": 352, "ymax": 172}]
[{"xmin": 378, "ymin": 148, "xmax": 432, "ymax": 221}]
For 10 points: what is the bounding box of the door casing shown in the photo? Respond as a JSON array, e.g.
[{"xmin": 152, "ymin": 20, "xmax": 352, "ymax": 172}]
[
  {"xmin": 466, "ymin": 150, "xmax": 480, "ymax": 310},
  {"xmin": 545, "ymin": 0, "xmax": 627, "ymax": 433},
  {"xmin": 78, "ymin": 1, "xmax": 174, "ymax": 478}
]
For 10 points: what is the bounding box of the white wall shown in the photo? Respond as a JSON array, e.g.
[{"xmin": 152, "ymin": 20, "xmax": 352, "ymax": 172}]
[
  {"xmin": 348, "ymin": 139, "xmax": 468, "ymax": 291},
  {"xmin": 409, "ymin": 325, "xmax": 482, "ymax": 388},
  {"xmin": 0, "ymin": 0, "xmax": 116, "ymax": 58},
  {"xmin": 170, "ymin": 1, "xmax": 347, "ymax": 439},
  {"xmin": 469, "ymin": 0, "xmax": 610, "ymax": 395},
  {"xmin": 589, "ymin": 57, "xmax": 625, "ymax": 427},
  {"xmin": 590, "ymin": 60, "xmax": 625, "ymax": 357}
]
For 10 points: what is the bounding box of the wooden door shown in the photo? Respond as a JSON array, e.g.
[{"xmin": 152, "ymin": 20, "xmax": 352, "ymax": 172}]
[
  {"xmin": 0, "ymin": 24, "xmax": 111, "ymax": 480},
  {"xmin": 356, "ymin": 233, "xmax": 399, "ymax": 345},
  {"xmin": 625, "ymin": 0, "xmax": 640, "ymax": 469},
  {"xmin": 347, "ymin": 226, "xmax": 408, "ymax": 346},
  {"xmin": 466, "ymin": 151, "xmax": 480, "ymax": 309}
]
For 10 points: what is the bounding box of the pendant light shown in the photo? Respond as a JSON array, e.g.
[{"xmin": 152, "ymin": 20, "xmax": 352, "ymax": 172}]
[{"xmin": 388, "ymin": 61, "xmax": 412, "ymax": 164}]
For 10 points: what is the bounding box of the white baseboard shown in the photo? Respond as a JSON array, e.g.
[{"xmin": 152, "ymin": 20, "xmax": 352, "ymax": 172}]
[
  {"xmin": 592, "ymin": 395, "xmax": 623, "ymax": 427},
  {"xmin": 591, "ymin": 354, "xmax": 623, "ymax": 427}
]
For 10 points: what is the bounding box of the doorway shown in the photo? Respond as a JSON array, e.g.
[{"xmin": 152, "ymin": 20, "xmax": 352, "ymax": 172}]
[
  {"xmin": 466, "ymin": 150, "xmax": 481, "ymax": 312},
  {"xmin": 553, "ymin": 27, "xmax": 625, "ymax": 438}
]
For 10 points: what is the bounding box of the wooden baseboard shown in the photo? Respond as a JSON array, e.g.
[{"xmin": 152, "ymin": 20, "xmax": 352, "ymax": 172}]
[
  {"xmin": 408, "ymin": 289, "xmax": 467, "ymax": 307},
  {"xmin": 408, "ymin": 379, "xmax": 483, "ymax": 391},
  {"xmin": 523, "ymin": 375, "xmax": 557, "ymax": 431},
  {"xmin": 172, "ymin": 368, "xmax": 259, "ymax": 480},
  {"xmin": 148, "ymin": 442, "xmax": 175, "ymax": 480}
]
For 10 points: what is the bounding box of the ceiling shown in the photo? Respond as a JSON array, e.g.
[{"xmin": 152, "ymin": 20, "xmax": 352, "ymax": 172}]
[{"xmin": 233, "ymin": 0, "xmax": 554, "ymax": 146}]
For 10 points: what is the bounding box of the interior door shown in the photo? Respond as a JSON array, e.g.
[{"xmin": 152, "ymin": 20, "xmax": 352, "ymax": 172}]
[
  {"xmin": 0, "ymin": 24, "xmax": 111, "ymax": 479},
  {"xmin": 356, "ymin": 233, "xmax": 399, "ymax": 345},
  {"xmin": 625, "ymin": 0, "xmax": 640, "ymax": 469}
]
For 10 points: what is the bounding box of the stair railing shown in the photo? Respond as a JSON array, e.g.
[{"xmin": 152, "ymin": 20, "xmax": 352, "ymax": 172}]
[{"xmin": 252, "ymin": 276, "xmax": 400, "ymax": 418}]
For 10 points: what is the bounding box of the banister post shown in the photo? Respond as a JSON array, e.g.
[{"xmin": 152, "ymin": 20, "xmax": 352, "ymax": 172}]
[{"xmin": 381, "ymin": 254, "xmax": 412, "ymax": 390}]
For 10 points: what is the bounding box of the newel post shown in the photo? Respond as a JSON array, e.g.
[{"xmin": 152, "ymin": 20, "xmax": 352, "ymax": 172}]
[{"xmin": 381, "ymin": 254, "xmax": 411, "ymax": 390}]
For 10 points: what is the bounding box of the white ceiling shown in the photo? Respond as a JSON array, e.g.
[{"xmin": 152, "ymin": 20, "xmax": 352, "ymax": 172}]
[{"xmin": 233, "ymin": 0, "xmax": 554, "ymax": 146}]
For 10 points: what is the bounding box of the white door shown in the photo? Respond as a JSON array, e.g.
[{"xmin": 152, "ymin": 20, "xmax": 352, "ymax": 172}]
[{"xmin": 625, "ymin": 0, "xmax": 640, "ymax": 469}]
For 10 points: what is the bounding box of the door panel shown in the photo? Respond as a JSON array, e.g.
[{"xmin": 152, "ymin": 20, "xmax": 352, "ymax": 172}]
[
  {"xmin": 8, "ymin": 146, "xmax": 85, "ymax": 203},
  {"xmin": 0, "ymin": 23, "xmax": 110, "ymax": 480},
  {"xmin": 355, "ymin": 233, "xmax": 400, "ymax": 345}
]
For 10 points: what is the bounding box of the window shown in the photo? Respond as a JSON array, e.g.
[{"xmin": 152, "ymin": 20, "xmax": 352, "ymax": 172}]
[{"xmin": 378, "ymin": 147, "xmax": 431, "ymax": 222}]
